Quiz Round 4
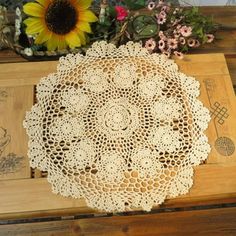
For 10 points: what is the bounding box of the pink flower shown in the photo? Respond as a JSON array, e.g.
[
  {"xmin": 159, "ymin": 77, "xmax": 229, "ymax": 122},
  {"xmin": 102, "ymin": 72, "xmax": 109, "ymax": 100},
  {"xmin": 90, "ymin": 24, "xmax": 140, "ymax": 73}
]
[
  {"xmin": 147, "ymin": 1, "xmax": 156, "ymax": 10},
  {"xmin": 158, "ymin": 31, "xmax": 167, "ymax": 40},
  {"xmin": 174, "ymin": 33, "xmax": 180, "ymax": 39},
  {"xmin": 157, "ymin": 15, "xmax": 166, "ymax": 24},
  {"xmin": 168, "ymin": 38, "xmax": 178, "ymax": 49},
  {"xmin": 173, "ymin": 8, "xmax": 180, "ymax": 15},
  {"xmin": 179, "ymin": 37, "xmax": 186, "ymax": 45},
  {"xmin": 187, "ymin": 38, "xmax": 195, "ymax": 47},
  {"xmin": 162, "ymin": 50, "xmax": 170, "ymax": 58},
  {"xmin": 176, "ymin": 24, "xmax": 182, "ymax": 31},
  {"xmin": 173, "ymin": 30, "xmax": 180, "ymax": 38},
  {"xmin": 159, "ymin": 11, "xmax": 166, "ymax": 17},
  {"xmin": 161, "ymin": 5, "xmax": 170, "ymax": 12},
  {"xmin": 174, "ymin": 51, "xmax": 184, "ymax": 59},
  {"xmin": 194, "ymin": 40, "xmax": 200, "ymax": 47},
  {"xmin": 206, "ymin": 34, "xmax": 214, "ymax": 43},
  {"xmin": 115, "ymin": 6, "xmax": 128, "ymax": 21},
  {"xmin": 145, "ymin": 38, "xmax": 156, "ymax": 52},
  {"xmin": 158, "ymin": 0, "xmax": 165, "ymax": 7},
  {"xmin": 180, "ymin": 26, "xmax": 192, "ymax": 37},
  {"xmin": 158, "ymin": 39, "xmax": 165, "ymax": 50}
]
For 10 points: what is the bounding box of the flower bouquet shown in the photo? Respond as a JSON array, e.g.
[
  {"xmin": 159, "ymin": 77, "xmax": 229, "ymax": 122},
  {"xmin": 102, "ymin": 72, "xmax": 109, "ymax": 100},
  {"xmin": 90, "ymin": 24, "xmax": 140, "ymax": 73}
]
[{"xmin": 0, "ymin": 0, "xmax": 217, "ymax": 60}]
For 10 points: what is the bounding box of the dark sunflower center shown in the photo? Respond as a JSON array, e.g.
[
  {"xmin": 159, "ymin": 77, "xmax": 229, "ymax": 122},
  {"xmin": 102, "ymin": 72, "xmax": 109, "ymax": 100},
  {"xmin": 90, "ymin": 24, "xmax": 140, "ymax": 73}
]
[{"xmin": 45, "ymin": 0, "xmax": 77, "ymax": 35}]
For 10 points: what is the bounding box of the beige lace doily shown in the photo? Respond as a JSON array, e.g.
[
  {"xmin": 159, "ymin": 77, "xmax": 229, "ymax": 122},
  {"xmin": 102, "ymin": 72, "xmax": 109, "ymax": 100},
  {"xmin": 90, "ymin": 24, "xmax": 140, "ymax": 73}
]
[{"xmin": 23, "ymin": 41, "xmax": 211, "ymax": 212}]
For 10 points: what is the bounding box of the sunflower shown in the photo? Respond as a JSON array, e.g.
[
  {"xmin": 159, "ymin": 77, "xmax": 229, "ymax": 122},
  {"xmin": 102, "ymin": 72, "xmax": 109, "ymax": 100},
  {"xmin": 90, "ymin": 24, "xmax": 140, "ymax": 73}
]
[{"xmin": 23, "ymin": 0, "xmax": 97, "ymax": 50}]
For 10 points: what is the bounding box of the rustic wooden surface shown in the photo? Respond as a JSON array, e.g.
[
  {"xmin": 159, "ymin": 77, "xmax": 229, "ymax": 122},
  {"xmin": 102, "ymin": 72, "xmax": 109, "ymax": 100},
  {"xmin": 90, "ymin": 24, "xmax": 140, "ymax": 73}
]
[
  {"xmin": 0, "ymin": 6, "xmax": 236, "ymax": 236},
  {"xmin": 1, "ymin": 207, "xmax": 236, "ymax": 236},
  {"xmin": 0, "ymin": 52, "xmax": 235, "ymax": 234},
  {"xmin": 0, "ymin": 164, "xmax": 236, "ymax": 219},
  {"xmin": 0, "ymin": 86, "xmax": 33, "ymax": 180}
]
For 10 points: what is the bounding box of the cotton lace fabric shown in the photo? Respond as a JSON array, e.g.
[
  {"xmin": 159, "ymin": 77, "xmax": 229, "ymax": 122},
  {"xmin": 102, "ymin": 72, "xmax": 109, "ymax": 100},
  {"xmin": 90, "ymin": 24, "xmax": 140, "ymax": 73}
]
[{"xmin": 23, "ymin": 41, "xmax": 211, "ymax": 212}]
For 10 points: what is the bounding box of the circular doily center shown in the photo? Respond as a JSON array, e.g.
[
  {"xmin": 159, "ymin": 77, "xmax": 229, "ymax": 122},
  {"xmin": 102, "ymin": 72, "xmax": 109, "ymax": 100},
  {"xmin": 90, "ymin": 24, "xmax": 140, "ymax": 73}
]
[
  {"xmin": 75, "ymin": 149, "xmax": 87, "ymax": 160},
  {"xmin": 105, "ymin": 105, "xmax": 129, "ymax": 130},
  {"xmin": 140, "ymin": 158, "xmax": 152, "ymax": 168},
  {"xmin": 146, "ymin": 81, "xmax": 157, "ymax": 91},
  {"xmin": 97, "ymin": 99, "xmax": 139, "ymax": 138},
  {"xmin": 90, "ymin": 75, "xmax": 102, "ymax": 84},
  {"xmin": 61, "ymin": 122, "xmax": 72, "ymax": 134},
  {"xmin": 69, "ymin": 94, "xmax": 80, "ymax": 105}
]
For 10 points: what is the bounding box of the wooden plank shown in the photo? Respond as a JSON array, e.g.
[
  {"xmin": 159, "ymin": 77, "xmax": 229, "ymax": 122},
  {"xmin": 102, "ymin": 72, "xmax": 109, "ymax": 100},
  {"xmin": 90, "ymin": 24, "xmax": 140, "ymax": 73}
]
[
  {"xmin": 0, "ymin": 53, "xmax": 235, "ymax": 219},
  {"xmin": 225, "ymin": 56, "xmax": 236, "ymax": 87},
  {"xmin": 0, "ymin": 53, "xmax": 231, "ymax": 87},
  {"xmin": 199, "ymin": 6, "xmax": 236, "ymax": 27},
  {"xmin": 0, "ymin": 50, "xmax": 27, "ymax": 64},
  {"xmin": 0, "ymin": 164, "xmax": 236, "ymax": 219},
  {"xmin": 0, "ymin": 61, "xmax": 57, "ymax": 87},
  {"xmin": 0, "ymin": 207, "xmax": 236, "ymax": 236},
  {"xmin": 1, "ymin": 54, "xmax": 235, "ymax": 165},
  {"xmin": 0, "ymin": 86, "xmax": 33, "ymax": 180}
]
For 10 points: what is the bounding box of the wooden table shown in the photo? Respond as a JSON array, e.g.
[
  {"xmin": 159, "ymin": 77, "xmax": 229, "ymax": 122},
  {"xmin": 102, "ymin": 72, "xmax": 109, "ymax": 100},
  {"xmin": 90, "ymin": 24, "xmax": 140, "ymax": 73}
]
[{"xmin": 0, "ymin": 6, "xmax": 236, "ymax": 236}]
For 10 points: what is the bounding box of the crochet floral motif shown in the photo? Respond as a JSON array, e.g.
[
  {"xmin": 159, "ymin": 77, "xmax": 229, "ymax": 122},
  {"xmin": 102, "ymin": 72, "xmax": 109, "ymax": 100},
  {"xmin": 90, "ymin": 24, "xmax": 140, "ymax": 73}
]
[{"xmin": 23, "ymin": 41, "xmax": 211, "ymax": 212}]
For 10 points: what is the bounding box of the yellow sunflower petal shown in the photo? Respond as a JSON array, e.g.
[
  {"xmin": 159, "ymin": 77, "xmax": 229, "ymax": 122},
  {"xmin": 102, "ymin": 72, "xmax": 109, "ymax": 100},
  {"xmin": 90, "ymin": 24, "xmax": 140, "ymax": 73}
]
[
  {"xmin": 46, "ymin": 35, "xmax": 58, "ymax": 51},
  {"xmin": 76, "ymin": 21, "xmax": 92, "ymax": 33},
  {"xmin": 77, "ymin": 0, "xmax": 93, "ymax": 10},
  {"xmin": 76, "ymin": 30, "xmax": 86, "ymax": 45},
  {"xmin": 24, "ymin": 17, "xmax": 44, "ymax": 34},
  {"xmin": 65, "ymin": 31, "xmax": 81, "ymax": 48},
  {"xmin": 56, "ymin": 36, "xmax": 67, "ymax": 50},
  {"xmin": 23, "ymin": 2, "xmax": 44, "ymax": 17},
  {"xmin": 35, "ymin": 0, "xmax": 48, "ymax": 7},
  {"xmin": 79, "ymin": 10, "xmax": 98, "ymax": 23},
  {"xmin": 35, "ymin": 29, "xmax": 52, "ymax": 44}
]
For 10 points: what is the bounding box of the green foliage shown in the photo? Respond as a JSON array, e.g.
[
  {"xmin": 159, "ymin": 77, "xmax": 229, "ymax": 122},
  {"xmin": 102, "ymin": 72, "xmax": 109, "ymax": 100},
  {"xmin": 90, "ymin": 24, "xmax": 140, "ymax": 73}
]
[
  {"xmin": 129, "ymin": 15, "xmax": 159, "ymax": 40},
  {"xmin": 123, "ymin": 0, "xmax": 146, "ymax": 10},
  {"xmin": 182, "ymin": 7, "xmax": 216, "ymax": 43}
]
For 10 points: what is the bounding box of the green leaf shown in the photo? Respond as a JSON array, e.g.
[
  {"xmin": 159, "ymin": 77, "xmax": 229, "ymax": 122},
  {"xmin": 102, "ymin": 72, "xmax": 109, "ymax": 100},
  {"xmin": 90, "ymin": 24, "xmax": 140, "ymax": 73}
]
[
  {"xmin": 130, "ymin": 15, "xmax": 159, "ymax": 39},
  {"xmin": 123, "ymin": 0, "xmax": 145, "ymax": 10},
  {"xmin": 196, "ymin": 27, "xmax": 203, "ymax": 37},
  {"xmin": 107, "ymin": 6, "xmax": 117, "ymax": 18}
]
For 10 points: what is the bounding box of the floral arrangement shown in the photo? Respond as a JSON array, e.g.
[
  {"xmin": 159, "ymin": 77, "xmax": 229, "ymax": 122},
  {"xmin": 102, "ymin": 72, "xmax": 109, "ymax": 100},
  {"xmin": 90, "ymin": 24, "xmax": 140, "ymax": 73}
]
[{"xmin": 0, "ymin": 0, "xmax": 217, "ymax": 59}]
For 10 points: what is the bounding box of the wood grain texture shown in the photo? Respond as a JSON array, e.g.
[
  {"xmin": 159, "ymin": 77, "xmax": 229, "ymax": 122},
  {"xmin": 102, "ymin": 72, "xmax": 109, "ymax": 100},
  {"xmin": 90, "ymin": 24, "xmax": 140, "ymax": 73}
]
[
  {"xmin": 0, "ymin": 61, "xmax": 57, "ymax": 87},
  {"xmin": 225, "ymin": 56, "xmax": 236, "ymax": 86},
  {"xmin": 1, "ymin": 207, "xmax": 236, "ymax": 236},
  {"xmin": 0, "ymin": 53, "xmax": 231, "ymax": 85},
  {"xmin": 0, "ymin": 86, "xmax": 34, "ymax": 179},
  {"xmin": 0, "ymin": 53, "xmax": 235, "ymax": 166},
  {"xmin": 0, "ymin": 53, "xmax": 235, "ymax": 219},
  {"xmin": 0, "ymin": 164, "xmax": 236, "ymax": 219}
]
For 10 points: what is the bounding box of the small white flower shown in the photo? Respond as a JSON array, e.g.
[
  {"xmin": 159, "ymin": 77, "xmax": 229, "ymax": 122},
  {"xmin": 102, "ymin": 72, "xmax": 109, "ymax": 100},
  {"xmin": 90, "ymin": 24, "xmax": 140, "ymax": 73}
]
[
  {"xmin": 15, "ymin": 28, "xmax": 21, "ymax": 36},
  {"xmin": 15, "ymin": 19, "xmax": 21, "ymax": 29},
  {"xmin": 15, "ymin": 7, "xmax": 21, "ymax": 17},
  {"xmin": 24, "ymin": 48, "xmax": 33, "ymax": 56}
]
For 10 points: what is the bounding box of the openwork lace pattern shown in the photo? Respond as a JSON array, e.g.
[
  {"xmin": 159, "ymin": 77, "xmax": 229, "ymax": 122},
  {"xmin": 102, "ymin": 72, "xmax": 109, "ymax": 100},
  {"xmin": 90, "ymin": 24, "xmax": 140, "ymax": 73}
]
[{"xmin": 23, "ymin": 41, "xmax": 211, "ymax": 212}]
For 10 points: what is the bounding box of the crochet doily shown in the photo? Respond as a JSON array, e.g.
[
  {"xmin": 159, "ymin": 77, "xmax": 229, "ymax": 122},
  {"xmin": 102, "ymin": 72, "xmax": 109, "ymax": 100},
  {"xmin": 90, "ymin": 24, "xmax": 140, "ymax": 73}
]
[{"xmin": 23, "ymin": 41, "xmax": 211, "ymax": 212}]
